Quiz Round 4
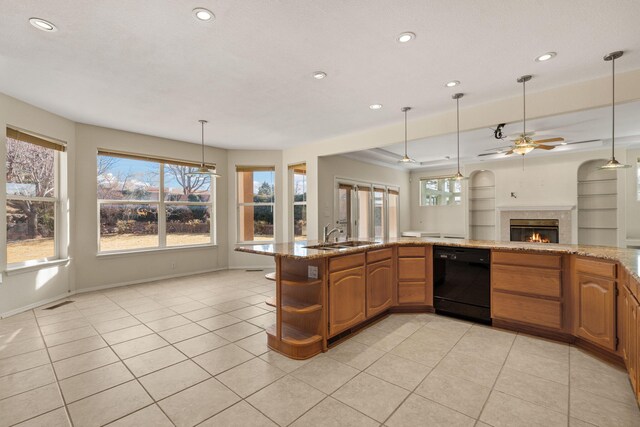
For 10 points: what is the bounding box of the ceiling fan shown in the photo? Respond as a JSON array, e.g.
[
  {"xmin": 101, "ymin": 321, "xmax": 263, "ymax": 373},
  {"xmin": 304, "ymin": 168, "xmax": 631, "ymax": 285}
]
[
  {"xmin": 478, "ymin": 138, "xmax": 601, "ymax": 157},
  {"xmin": 498, "ymin": 75, "xmax": 568, "ymax": 156}
]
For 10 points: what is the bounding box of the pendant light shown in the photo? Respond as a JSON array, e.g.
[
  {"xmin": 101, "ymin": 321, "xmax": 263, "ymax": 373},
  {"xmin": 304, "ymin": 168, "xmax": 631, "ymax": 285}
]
[
  {"xmin": 452, "ymin": 93, "xmax": 467, "ymax": 180},
  {"xmin": 187, "ymin": 119, "xmax": 221, "ymax": 177},
  {"xmin": 600, "ymin": 51, "xmax": 630, "ymax": 170},
  {"xmin": 398, "ymin": 107, "xmax": 416, "ymax": 164},
  {"xmin": 513, "ymin": 75, "xmax": 535, "ymax": 156}
]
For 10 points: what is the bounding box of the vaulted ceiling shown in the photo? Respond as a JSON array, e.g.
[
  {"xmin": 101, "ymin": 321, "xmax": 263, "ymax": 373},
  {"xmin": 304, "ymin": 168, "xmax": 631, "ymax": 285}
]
[{"xmin": 1, "ymin": 1, "xmax": 640, "ymax": 149}]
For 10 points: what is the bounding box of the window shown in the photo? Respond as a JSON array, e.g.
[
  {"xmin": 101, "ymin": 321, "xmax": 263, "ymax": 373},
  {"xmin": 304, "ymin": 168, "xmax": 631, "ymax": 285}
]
[
  {"xmin": 97, "ymin": 151, "xmax": 215, "ymax": 253},
  {"xmin": 388, "ymin": 189, "xmax": 399, "ymax": 239},
  {"xmin": 5, "ymin": 127, "xmax": 65, "ymax": 265},
  {"xmin": 420, "ymin": 177, "xmax": 462, "ymax": 206},
  {"xmin": 289, "ymin": 163, "xmax": 307, "ymax": 240},
  {"xmin": 374, "ymin": 187, "xmax": 385, "ymax": 239},
  {"xmin": 237, "ymin": 166, "xmax": 275, "ymax": 242},
  {"xmin": 637, "ymin": 158, "xmax": 640, "ymax": 201}
]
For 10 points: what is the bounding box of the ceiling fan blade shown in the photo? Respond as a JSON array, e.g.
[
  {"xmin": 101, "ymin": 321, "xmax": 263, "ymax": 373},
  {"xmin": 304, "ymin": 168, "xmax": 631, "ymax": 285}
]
[
  {"xmin": 477, "ymin": 151, "xmax": 506, "ymax": 157},
  {"xmin": 565, "ymin": 139, "xmax": 600, "ymax": 145},
  {"xmin": 534, "ymin": 144, "xmax": 555, "ymax": 150},
  {"xmin": 504, "ymin": 150, "xmax": 514, "ymax": 156},
  {"xmin": 483, "ymin": 145, "xmax": 514, "ymax": 152},
  {"xmin": 534, "ymin": 137, "xmax": 564, "ymax": 144}
]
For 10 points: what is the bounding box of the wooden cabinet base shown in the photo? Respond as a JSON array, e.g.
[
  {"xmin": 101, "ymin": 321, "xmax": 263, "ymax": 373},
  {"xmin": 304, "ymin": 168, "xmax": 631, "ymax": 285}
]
[{"xmin": 266, "ymin": 324, "xmax": 323, "ymax": 360}]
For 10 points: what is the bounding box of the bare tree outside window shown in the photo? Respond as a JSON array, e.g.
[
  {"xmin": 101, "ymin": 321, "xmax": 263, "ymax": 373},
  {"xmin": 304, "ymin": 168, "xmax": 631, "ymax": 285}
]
[{"xmin": 5, "ymin": 137, "xmax": 58, "ymax": 264}]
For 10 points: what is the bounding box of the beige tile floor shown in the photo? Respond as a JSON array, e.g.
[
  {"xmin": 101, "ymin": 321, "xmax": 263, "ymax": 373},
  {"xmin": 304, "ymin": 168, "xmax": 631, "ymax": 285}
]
[{"xmin": 1, "ymin": 269, "xmax": 639, "ymax": 426}]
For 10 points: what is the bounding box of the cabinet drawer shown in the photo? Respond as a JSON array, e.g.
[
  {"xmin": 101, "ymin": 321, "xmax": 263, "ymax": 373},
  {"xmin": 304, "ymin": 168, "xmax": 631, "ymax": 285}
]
[
  {"xmin": 330, "ymin": 253, "xmax": 365, "ymax": 272},
  {"xmin": 492, "ymin": 251, "xmax": 561, "ymax": 269},
  {"xmin": 398, "ymin": 282, "xmax": 426, "ymax": 304},
  {"xmin": 576, "ymin": 257, "xmax": 616, "ymax": 279},
  {"xmin": 492, "ymin": 292, "xmax": 562, "ymax": 330},
  {"xmin": 398, "ymin": 246, "xmax": 425, "ymax": 257},
  {"xmin": 367, "ymin": 248, "xmax": 393, "ymax": 264},
  {"xmin": 398, "ymin": 257, "xmax": 426, "ymax": 280},
  {"xmin": 492, "ymin": 265, "xmax": 562, "ymax": 298}
]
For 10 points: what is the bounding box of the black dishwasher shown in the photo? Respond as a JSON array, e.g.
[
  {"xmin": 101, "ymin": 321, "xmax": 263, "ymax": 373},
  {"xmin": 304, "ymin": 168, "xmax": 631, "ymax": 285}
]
[{"xmin": 433, "ymin": 246, "xmax": 491, "ymax": 324}]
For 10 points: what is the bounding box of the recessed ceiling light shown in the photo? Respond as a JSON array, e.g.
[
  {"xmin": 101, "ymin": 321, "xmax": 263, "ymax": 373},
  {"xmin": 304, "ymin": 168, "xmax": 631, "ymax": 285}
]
[
  {"xmin": 445, "ymin": 80, "xmax": 460, "ymax": 88},
  {"xmin": 369, "ymin": 104, "xmax": 383, "ymax": 110},
  {"xmin": 193, "ymin": 8, "xmax": 214, "ymax": 21},
  {"xmin": 397, "ymin": 32, "xmax": 416, "ymax": 43},
  {"xmin": 535, "ymin": 52, "xmax": 557, "ymax": 62},
  {"xmin": 29, "ymin": 18, "xmax": 56, "ymax": 32},
  {"xmin": 561, "ymin": 142, "xmax": 567, "ymax": 145},
  {"xmin": 312, "ymin": 71, "xmax": 327, "ymax": 80}
]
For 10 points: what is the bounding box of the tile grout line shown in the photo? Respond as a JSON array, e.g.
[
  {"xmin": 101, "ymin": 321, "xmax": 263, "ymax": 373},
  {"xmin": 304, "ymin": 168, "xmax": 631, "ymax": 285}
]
[
  {"xmin": 380, "ymin": 319, "xmax": 478, "ymax": 425},
  {"xmin": 472, "ymin": 329, "xmax": 519, "ymax": 427}
]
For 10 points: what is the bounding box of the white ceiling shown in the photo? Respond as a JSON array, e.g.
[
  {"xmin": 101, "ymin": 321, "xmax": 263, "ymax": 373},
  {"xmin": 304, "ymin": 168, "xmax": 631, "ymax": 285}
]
[
  {"xmin": 1, "ymin": 0, "xmax": 640, "ymax": 149},
  {"xmin": 344, "ymin": 101, "xmax": 640, "ymax": 171}
]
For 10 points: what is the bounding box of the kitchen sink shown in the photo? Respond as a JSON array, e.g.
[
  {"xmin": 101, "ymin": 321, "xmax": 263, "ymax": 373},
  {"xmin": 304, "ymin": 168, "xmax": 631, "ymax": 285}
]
[{"xmin": 304, "ymin": 241, "xmax": 378, "ymax": 250}]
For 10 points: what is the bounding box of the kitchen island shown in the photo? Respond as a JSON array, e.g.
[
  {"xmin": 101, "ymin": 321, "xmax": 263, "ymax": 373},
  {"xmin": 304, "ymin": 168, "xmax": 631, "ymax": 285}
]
[{"xmin": 236, "ymin": 237, "xmax": 640, "ymax": 405}]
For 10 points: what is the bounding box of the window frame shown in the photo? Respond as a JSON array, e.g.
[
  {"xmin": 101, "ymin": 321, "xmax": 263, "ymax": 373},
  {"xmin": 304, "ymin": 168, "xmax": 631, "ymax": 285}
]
[
  {"xmin": 96, "ymin": 151, "xmax": 217, "ymax": 254},
  {"xmin": 236, "ymin": 166, "xmax": 276, "ymax": 244},
  {"xmin": 419, "ymin": 176, "xmax": 462, "ymax": 206},
  {"xmin": 289, "ymin": 163, "xmax": 307, "ymax": 241},
  {"xmin": 5, "ymin": 128, "xmax": 64, "ymax": 268}
]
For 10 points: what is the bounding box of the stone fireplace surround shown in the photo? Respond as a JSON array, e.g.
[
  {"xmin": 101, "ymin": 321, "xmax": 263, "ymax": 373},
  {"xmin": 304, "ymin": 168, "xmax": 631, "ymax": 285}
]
[{"xmin": 497, "ymin": 206, "xmax": 575, "ymax": 245}]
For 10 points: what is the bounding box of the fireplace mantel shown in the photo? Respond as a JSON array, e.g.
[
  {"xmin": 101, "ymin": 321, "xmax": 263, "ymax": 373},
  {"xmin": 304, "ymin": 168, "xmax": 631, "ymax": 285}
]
[{"xmin": 496, "ymin": 205, "xmax": 576, "ymax": 211}]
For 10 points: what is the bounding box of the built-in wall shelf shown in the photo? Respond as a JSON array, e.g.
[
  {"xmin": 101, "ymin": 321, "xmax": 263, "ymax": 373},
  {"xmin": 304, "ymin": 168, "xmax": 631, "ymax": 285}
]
[
  {"xmin": 469, "ymin": 171, "xmax": 496, "ymax": 240},
  {"xmin": 577, "ymin": 160, "xmax": 618, "ymax": 246}
]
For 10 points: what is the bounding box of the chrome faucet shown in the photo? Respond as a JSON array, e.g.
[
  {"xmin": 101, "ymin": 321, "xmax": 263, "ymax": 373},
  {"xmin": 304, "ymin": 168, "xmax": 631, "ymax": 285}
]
[{"xmin": 323, "ymin": 224, "xmax": 341, "ymax": 244}]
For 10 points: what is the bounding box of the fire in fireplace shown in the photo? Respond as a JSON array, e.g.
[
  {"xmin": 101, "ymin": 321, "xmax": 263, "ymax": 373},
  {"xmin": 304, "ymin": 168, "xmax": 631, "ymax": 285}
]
[{"xmin": 510, "ymin": 219, "xmax": 559, "ymax": 244}]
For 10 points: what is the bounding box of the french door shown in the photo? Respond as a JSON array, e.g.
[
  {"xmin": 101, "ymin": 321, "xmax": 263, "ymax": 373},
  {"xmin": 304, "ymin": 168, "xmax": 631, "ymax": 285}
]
[{"xmin": 337, "ymin": 182, "xmax": 398, "ymax": 240}]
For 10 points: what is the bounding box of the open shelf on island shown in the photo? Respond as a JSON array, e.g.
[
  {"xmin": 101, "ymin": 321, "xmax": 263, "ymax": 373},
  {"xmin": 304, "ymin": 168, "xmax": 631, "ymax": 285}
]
[
  {"xmin": 266, "ymin": 323, "xmax": 322, "ymax": 347},
  {"xmin": 282, "ymin": 299, "xmax": 322, "ymax": 314},
  {"xmin": 280, "ymin": 277, "xmax": 323, "ymax": 287}
]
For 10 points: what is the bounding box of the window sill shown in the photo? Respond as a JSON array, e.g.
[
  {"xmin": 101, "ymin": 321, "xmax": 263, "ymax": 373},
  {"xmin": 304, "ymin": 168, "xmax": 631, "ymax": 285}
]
[
  {"xmin": 236, "ymin": 241, "xmax": 275, "ymax": 246},
  {"xmin": 5, "ymin": 258, "xmax": 71, "ymax": 276},
  {"xmin": 97, "ymin": 244, "xmax": 218, "ymax": 258}
]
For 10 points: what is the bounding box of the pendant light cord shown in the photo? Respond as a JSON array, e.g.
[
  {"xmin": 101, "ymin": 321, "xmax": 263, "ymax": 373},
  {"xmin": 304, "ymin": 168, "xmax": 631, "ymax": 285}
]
[
  {"xmin": 523, "ymin": 79, "xmax": 526, "ymax": 137},
  {"xmin": 611, "ymin": 56, "xmax": 616, "ymax": 159},
  {"xmin": 404, "ymin": 108, "xmax": 408, "ymax": 157},
  {"xmin": 456, "ymin": 97, "xmax": 460, "ymax": 174},
  {"xmin": 201, "ymin": 121, "xmax": 205, "ymax": 167}
]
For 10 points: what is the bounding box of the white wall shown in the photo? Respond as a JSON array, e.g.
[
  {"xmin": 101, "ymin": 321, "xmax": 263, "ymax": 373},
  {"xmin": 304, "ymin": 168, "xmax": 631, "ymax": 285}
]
[
  {"xmin": 227, "ymin": 150, "xmax": 281, "ymax": 269},
  {"xmin": 0, "ymin": 93, "xmax": 76, "ymax": 316},
  {"xmin": 625, "ymin": 147, "xmax": 640, "ymax": 239},
  {"xmin": 409, "ymin": 148, "xmax": 630, "ymax": 245},
  {"xmin": 73, "ymin": 124, "xmax": 229, "ymax": 292},
  {"xmin": 318, "ymin": 155, "xmax": 411, "ymax": 238}
]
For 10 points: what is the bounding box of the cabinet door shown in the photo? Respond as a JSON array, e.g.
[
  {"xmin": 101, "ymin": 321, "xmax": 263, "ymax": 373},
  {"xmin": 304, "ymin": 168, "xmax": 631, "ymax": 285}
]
[
  {"xmin": 622, "ymin": 286, "xmax": 629, "ymax": 366},
  {"xmin": 367, "ymin": 259, "xmax": 393, "ymax": 318},
  {"xmin": 576, "ymin": 274, "xmax": 616, "ymax": 351},
  {"xmin": 329, "ymin": 266, "xmax": 366, "ymax": 337},
  {"xmin": 630, "ymin": 298, "xmax": 638, "ymax": 394}
]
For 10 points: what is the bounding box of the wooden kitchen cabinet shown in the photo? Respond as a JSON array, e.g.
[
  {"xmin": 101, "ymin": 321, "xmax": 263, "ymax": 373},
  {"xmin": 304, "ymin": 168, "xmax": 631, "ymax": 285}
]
[
  {"xmin": 628, "ymin": 294, "xmax": 638, "ymax": 393},
  {"xmin": 366, "ymin": 258, "xmax": 393, "ymax": 318},
  {"xmin": 575, "ymin": 272, "xmax": 617, "ymax": 351},
  {"xmin": 491, "ymin": 251, "xmax": 563, "ymax": 330},
  {"xmin": 328, "ymin": 265, "xmax": 366, "ymax": 336},
  {"xmin": 397, "ymin": 246, "xmax": 431, "ymax": 305}
]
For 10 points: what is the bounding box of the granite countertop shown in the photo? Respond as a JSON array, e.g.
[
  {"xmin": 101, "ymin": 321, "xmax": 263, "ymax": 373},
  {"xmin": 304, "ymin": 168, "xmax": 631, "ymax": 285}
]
[{"xmin": 235, "ymin": 237, "xmax": 640, "ymax": 281}]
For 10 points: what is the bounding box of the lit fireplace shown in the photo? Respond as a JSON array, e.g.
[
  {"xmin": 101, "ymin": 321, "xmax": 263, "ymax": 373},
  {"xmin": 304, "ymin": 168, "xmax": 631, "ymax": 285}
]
[
  {"xmin": 510, "ymin": 219, "xmax": 559, "ymax": 244},
  {"xmin": 527, "ymin": 232, "xmax": 550, "ymax": 243}
]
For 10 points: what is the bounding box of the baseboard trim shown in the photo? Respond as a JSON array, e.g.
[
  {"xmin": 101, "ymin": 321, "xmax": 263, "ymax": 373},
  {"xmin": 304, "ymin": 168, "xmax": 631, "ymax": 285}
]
[
  {"xmin": 1, "ymin": 291, "xmax": 72, "ymax": 319},
  {"xmin": 228, "ymin": 265, "xmax": 276, "ymax": 271},
  {"xmin": 1, "ymin": 267, "xmax": 228, "ymax": 318}
]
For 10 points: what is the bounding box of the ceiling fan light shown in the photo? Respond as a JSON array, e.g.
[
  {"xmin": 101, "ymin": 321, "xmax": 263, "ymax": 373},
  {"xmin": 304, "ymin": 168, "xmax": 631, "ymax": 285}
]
[
  {"xmin": 513, "ymin": 145, "xmax": 535, "ymax": 155},
  {"xmin": 599, "ymin": 158, "xmax": 631, "ymax": 170}
]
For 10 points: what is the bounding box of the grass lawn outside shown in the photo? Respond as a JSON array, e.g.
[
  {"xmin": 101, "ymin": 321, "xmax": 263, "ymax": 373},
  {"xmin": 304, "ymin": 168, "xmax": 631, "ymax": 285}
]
[{"xmin": 7, "ymin": 234, "xmax": 215, "ymax": 263}]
